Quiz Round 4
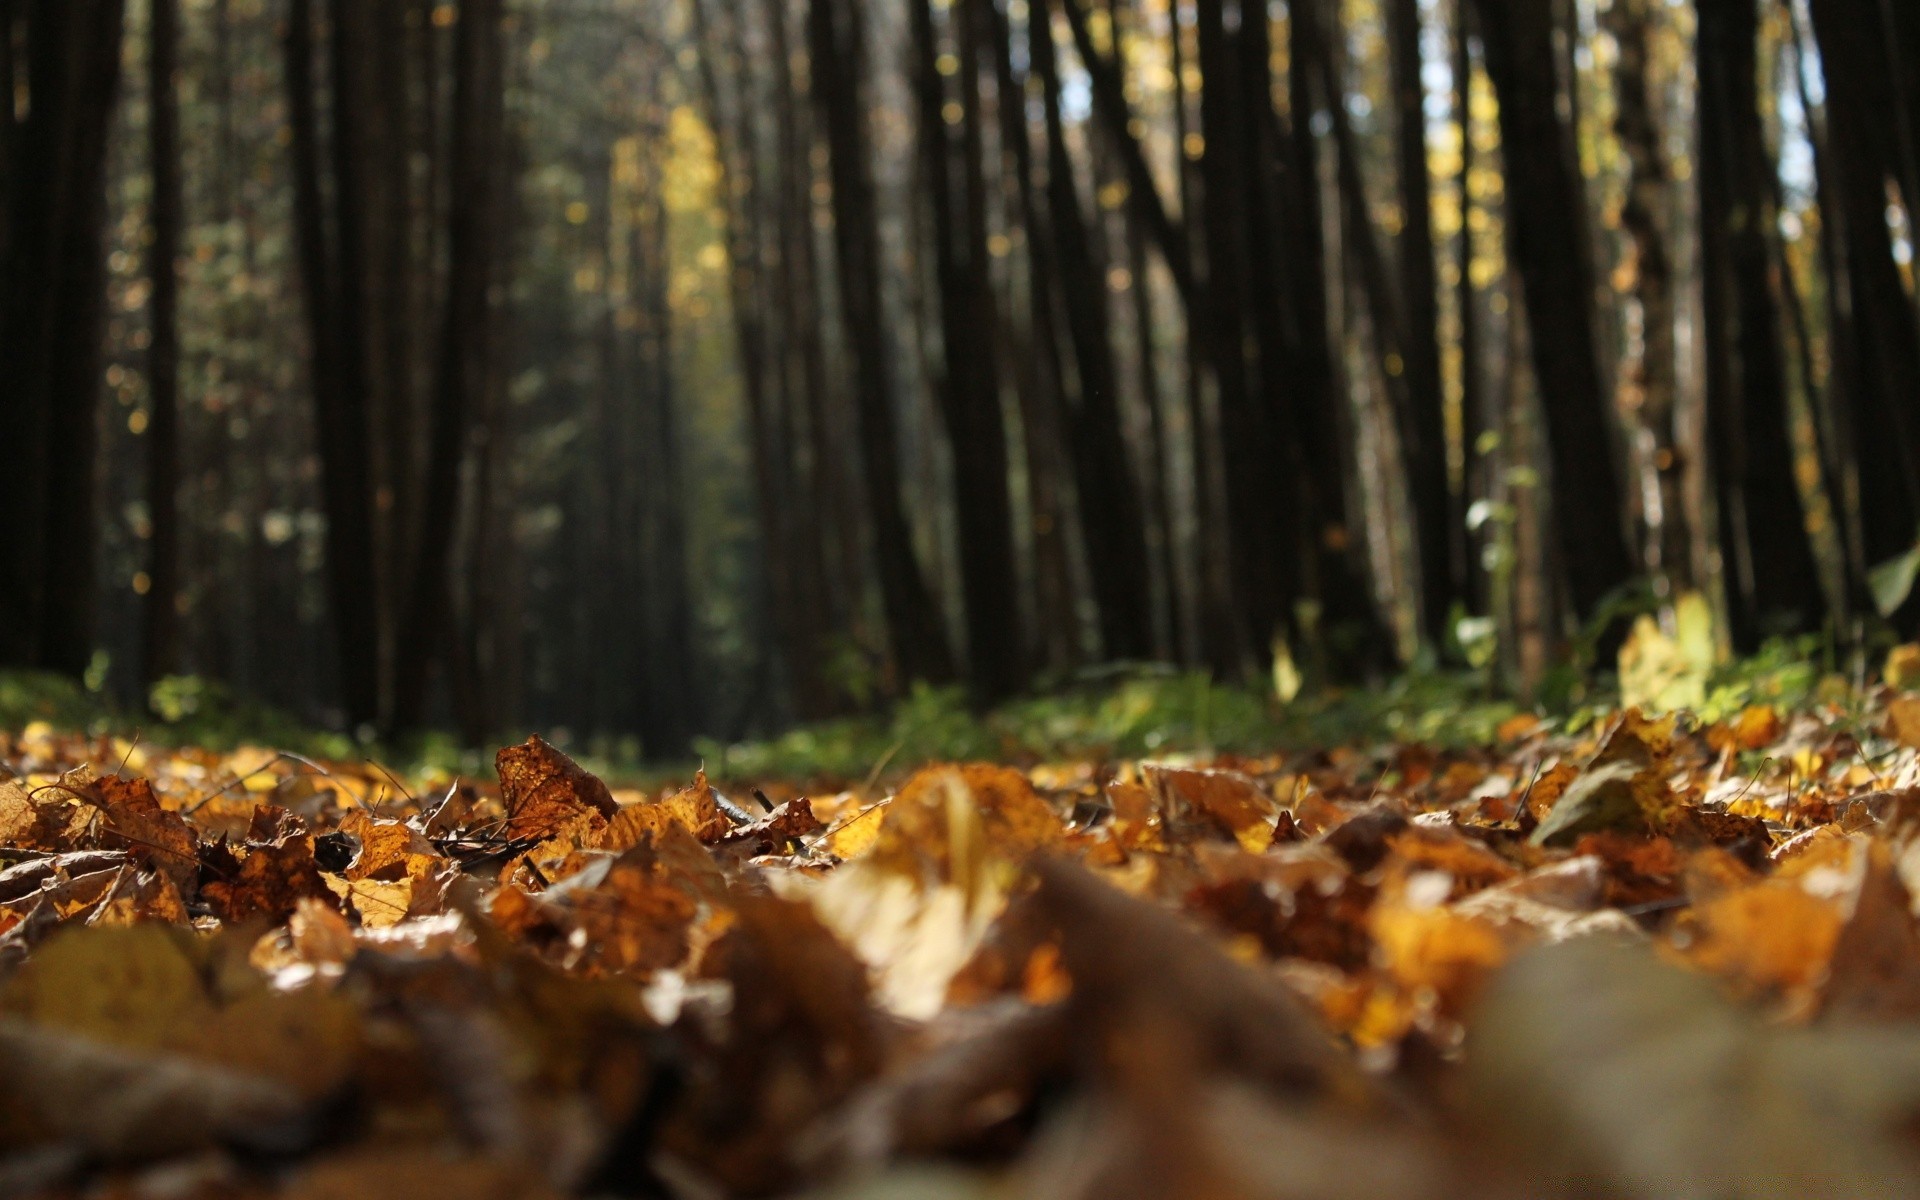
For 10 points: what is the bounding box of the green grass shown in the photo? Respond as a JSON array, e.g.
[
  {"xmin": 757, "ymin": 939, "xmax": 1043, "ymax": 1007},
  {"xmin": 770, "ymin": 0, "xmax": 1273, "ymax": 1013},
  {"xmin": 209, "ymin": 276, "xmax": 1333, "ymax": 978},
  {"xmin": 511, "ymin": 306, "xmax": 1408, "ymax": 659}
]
[{"xmin": 0, "ymin": 633, "xmax": 1854, "ymax": 790}]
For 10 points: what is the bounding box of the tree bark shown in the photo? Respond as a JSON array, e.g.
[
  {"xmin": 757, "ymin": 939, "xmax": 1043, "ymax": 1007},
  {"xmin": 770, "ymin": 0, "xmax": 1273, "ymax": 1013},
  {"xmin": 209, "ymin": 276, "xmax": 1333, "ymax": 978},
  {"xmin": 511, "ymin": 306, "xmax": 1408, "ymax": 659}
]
[
  {"xmin": 1606, "ymin": 0, "xmax": 1690, "ymax": 596},
  {"xmin": 910, "ymin": 0, "xmax": 1026, "ymax": 699},
  {"xmin": 284, "ymin": 0, "xmax": 383, "ymax": 726},
  {"xmin": 390, "ymin": 0, "xmax": 505, "ymax": 734},
  {"xmin": 1386, "ymin": 0, "xmax": 1459, "ymax": 643},
  {"xmin": 808, "ymin": 0, "xmax": 956, "ymax": 688},
  {"xmin": 1807, "ymin": 0, "xmax": 1920, "ymax": 617},
  {"xmin": 1029, "ymin": 0, "xmax": 1156, "ymax": 663},
  {"xmin": 1469, "ymin": 0, "xmax": 1635, "ymax": 623},
  {"xmin": 144, "ymin": 0, "xmax": 184, "ymax": 685},
  {"xmin": 0, "ymin": 0, "xmax": 128, "ymax": 674},
  {"xmin": 1696, "ymin": 0, "xmax": 1825, "ymax": 647}
]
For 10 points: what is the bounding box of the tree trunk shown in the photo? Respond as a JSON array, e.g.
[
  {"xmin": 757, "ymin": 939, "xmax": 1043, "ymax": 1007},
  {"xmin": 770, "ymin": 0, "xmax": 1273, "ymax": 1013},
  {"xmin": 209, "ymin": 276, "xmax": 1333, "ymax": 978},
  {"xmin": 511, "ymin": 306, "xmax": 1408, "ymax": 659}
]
[
  {"xmin": 1029, "ymin": 0, "xmax": 1156, "ymax": 663},
  {"xmin": 1386, "ymin": 0, "xmax": 1459, "ymax": 643},
  {"xmin": 1696, "ymin": 0, "xmax": 1825, "ymax": 648},
  {"xmin": 910, "ymin": 0, "xmax": 1025, "ymax": 700},
  {"xmin": 144, "ymin": 0, "xmax": 184, "ymax": 686},
  {"xmin": 1606, "ymin": 0, "xmax": 1690, "ymax": 597},
  {"xmin": 808, "ymin": 0, "xmax": 955, "ymax": 688},
  {"xmin": 1807, "ymin": 0, "xmax": 1920, "ymax": 620},
  {"xmin": 0, "ymin": 0, "xmax": 127, "ymax": 675},
  {"xmin": 284, "ymin": 0, "xmax": 382, "ymax": 727},
  {"xmin": 1469, "ymin": 0, "xmax": 1635, "ymax": 623},
  {"xmin": 390, "ymin": 0, "xmax": 504, "ymax": 734},
  {"xmin": 983, "ymin": 0, "xmax": 1080, "ymax": 672}
]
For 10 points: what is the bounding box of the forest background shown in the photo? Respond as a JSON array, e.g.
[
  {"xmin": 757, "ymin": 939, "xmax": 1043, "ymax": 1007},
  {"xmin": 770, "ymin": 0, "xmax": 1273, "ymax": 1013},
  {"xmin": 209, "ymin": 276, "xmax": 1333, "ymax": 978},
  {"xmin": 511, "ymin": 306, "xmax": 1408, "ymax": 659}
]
[{"xmin": 3, "ymin": 0, "xmax": 1918, "ymax": 766}]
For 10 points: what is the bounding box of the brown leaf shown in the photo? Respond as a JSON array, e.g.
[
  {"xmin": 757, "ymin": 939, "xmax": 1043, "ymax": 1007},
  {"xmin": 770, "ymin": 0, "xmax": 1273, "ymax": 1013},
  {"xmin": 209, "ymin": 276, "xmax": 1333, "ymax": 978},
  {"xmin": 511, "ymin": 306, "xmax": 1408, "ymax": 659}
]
[
  {"xmin": 1145, "ymin": 766, "xmax": 1279, "ymax": 852},
  {"xmin": 599, "ymin": 770, "xmax": 729, "ymax": 850},
  {"xmin": 1032, "ymin": 859, "xmax": 1370, "ymax": 1107},
  {"xmin": 90, "ymin": 775, "xmax": 198, "ymax": 894},
  {"xmin": 1824, "ymin": 840, "xmax": 1920, "ymax": 1021},
  {"xmin": 893, "ymin": 764, "xmax": 1063, "ymax": 859},
  {"xmin": 496, "ymin": 735, "xmax": 619, "ymax": 843},
  {"xmin": 201, "ymin": 835, "xmax": 337, "ymax": 924}
]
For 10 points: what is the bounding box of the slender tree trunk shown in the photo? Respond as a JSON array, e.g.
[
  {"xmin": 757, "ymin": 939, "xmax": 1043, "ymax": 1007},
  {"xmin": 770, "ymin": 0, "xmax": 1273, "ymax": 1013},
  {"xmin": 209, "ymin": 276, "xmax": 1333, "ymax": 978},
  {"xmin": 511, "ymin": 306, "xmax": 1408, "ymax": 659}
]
[
  {"xmin": 144, "ymin": 0, "xmax": 184, "ymax": 686},
  {"xmin": 1807, "ymin": 0, "xmax": 1920, "ymax": 617},
  {"xmin": 1606, "ymin": 0, "xmax": 1689, "ymax": 595},
  {"xmin": 910, "ymin": 0, "xmax": 1025, "ymax": 699},
  {"xmin": 983, "ymin": 0, "xmax": 1079, "ymax": 671},
  {"xmin": 1470, "ymin": 0, "xmax": 1635, "ymax": 623},
  {"xmin": 1168, "ymin": 0, "xmax": 1240, "ymax": 670},
  {"xmin": 1193, "ymin": 0, "xmax": 1286, "ymax": 662},
  {"xmin": 0, "ymin": 0, "xmax": 127, "ymax": 674},
  {"xmin": 1056, "ymin": 0, "xmax": 1196, "ymax": 302},
  {"xmin": 1030, "ymin": 0, "xmax": 1156, "ymax": 663},
  {"xmin": 1288, "ymin": 0, "xmax": 1401, "ymax": 670},
  {"xmin": 285, "ymin": 0, "xmax": 382, "ymax": 727},
  {"xmin": 1456, "ymin": 3, "xmax": 1491, "ymax": 616},
  {"xmin": 1386, "ymin": 0, "xmax": 1459, "ymax": 643},
  {"xmin": 390, "ymin": 0, "xmax": 504, "ymax": 734},
  {"xmin": 808, "ymin": 0, "xmax": 955, "ymax": 688},
  {"xmin": 1696, "ymin": 0, "xmax": 1824, "ymax": 648}
]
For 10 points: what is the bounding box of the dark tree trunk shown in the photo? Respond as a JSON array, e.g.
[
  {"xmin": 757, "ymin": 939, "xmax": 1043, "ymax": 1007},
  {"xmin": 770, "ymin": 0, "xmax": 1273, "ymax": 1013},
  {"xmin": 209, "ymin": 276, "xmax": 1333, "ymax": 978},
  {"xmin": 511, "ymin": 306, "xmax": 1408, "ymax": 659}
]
[
  {"xmin": 1455, "ymin": 3, "xmax": 1491, "ymax": 616},
  {"xmin": 1194, "ymin": 0, "xmax": 1288, "ymax": 661},
  {"xmin": 1386, "ymin": 0, "xmax": 1459, "ymax": 643},
  {"xmin": 1029, "ymin": 0, "xmax": 1156, "ymax": 663},
  {"xmin": 911, "ymin": 0, "xmax": 1026, "ymax": 700},
  {"xmin": 1285, "ymin": 0, "xmax": 1395, "ymax": 671},
  {"xmin": 1606, "ymin": 0, "xmax": 1690, "ymax": 596},
  {"xmin": 1696, "ymin": 0, "xmax": 1824, "ymax": 648},
  {"xmin": 768, "ymin": 0, "xmax": 852, "ymax": 687},
  {"xmin": 1470, "ymin": 0, "xmax": 1635, "ymax": 623},
  {"xmin": 1807, "ymin": 0, "xmax": 1920, "ymax": 618},
  {"xmin": 285, "ymin": 0, "xmax": 382, "ymax": 727},
  {"xmin": 983, "ymin": 0, "xmax": 1079, "ymax": 672},
  {"xmin": 1056, "ymin": 0, "xmax": 1196, "ymax": 303},
  {"xmin": 0, "ymin": 0, "xmax": 127, "ymax": 675},
  {"xmin": 144, "ymin": 0, "xmax": 184, "ymax": 686},
  {"xmin": 808, "ymin": 0, "xmax": 955, "ymax": 688},
  {"xmin": 1168, "ymin": 0, "xmax": 1241, "ymax": 671},
  {"xmin": 390, "ymin": 0, "xmax": 505, "ymax": 734}
]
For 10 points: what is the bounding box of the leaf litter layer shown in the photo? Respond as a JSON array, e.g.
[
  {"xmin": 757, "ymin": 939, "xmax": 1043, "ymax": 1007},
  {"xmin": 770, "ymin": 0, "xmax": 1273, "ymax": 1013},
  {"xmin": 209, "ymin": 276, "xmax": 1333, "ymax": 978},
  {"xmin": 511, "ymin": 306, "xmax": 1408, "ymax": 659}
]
[{"xmin": 5, "ymin": 680, "xmax": 1920, "ymax": 1196}]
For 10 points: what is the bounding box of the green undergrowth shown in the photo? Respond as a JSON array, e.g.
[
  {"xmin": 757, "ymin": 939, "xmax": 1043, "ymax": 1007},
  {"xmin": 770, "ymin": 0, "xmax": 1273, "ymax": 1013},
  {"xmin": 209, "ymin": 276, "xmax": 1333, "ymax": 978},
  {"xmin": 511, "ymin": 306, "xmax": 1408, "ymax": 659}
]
[{"xmin": 0, "ymin": 633, "xmax": 1848, "ymax": 790}]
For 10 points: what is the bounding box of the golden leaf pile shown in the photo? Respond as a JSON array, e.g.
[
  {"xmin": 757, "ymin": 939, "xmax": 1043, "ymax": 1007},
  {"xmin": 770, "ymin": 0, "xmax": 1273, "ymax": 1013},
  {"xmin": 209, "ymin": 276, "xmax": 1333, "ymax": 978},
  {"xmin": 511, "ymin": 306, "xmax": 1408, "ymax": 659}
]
[{"xmin": 5, "ymin": 691, "xmax": 1920, "ymax": 1196}]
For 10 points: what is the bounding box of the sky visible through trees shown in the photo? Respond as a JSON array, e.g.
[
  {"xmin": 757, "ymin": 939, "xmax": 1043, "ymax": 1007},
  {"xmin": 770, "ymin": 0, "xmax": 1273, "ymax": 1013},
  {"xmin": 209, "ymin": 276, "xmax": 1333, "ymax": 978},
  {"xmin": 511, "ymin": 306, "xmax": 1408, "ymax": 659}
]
[{"xmin": 2, "ymin": 0, "xmax": 1918, "ymax": 757}]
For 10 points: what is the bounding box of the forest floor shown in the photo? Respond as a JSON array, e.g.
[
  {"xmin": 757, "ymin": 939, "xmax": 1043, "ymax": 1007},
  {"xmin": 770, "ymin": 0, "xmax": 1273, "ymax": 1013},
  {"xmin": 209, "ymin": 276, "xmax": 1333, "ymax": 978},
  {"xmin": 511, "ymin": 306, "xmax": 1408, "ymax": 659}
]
[{"xmin": 3, "ymin": 646, "xmax": 1920, "ymax": 1196}]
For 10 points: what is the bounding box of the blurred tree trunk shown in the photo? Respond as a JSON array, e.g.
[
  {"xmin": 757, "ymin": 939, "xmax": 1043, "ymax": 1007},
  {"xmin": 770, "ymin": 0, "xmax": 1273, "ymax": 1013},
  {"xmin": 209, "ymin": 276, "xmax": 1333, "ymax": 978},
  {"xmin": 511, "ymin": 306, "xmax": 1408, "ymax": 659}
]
[
  {"xmin": 693, "ymin": 0, "xmax": 828, "ymax": 721},
  {"xmin": 1807, "ymin": 0, "xmax": 1920, "ymax": 625},
  {"xmin": 1287, "ymin": 0, "xmax": 1400, "ymax": 671},
  {"xmin": 773, "ymin": 0, "xmax": 863, "ymax": 667},
  {"xmin": 636, "ymin": 170, "xmax": 701, "ymax": 754},
  {"xmin": 1469, "ymin": 0, "xmax": 1635, "ymax": 626},
  {"xmin": 1061, "ymin": 0, "xmax": 1245, "ymax": 669},
  {"xmin": 1029, "ymin": 0, "xmax": 1156, "ymax": 664},
  {"xmin": 1193, "ymin": 0, "xmax": 1288, "ymax": 663},
  {"xmin": 983, "ymin": 0, "xmax": 1080, "ymax": 673},
  {"xmin": 1696, "ymin": 0, "xmax": 1824, "ymax": 649},
  {"xmin": 1455, "ymin": 3, "xmax": 1491, "ymax": 617},
  {"xmin": 1386, "ymin": 0, "xmax": 1459, "ymax": 645},
  {"xmin": 285, "ymin": 0, "xmax": 383, "ymax": 727},
  {"xmin": 1606, "ymin": 0, "xmax": 1690, "ymax": 598},
  {"xmin": 144, "ymin": 0, "xmax": 184, "ymax": 686},
  {"xmin": 911, "ymin": 0, "xmax": 1025, "ymax": 700},
  {"xmin": 809, "ymin": 0, "xmax": 955, "ymax": 690},
  {"xmin": 373, "ymin": 0, "xmax": 419, "ymax": 610},
  {"xmin": 391, "ymin": 0, "xmax": 504, "ymax": 734},
  {"xmin": 0, "ymin": 0, "xmax": 127, "ymax": 676}
]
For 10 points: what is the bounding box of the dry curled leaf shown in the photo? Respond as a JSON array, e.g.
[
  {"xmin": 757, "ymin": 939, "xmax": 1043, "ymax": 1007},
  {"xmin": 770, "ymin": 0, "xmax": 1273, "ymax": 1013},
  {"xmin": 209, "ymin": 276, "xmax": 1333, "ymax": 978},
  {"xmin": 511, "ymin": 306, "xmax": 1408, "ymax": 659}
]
[{"xmin": 496, "ymin": 735, "xmax": 619, "ymax": 843}]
